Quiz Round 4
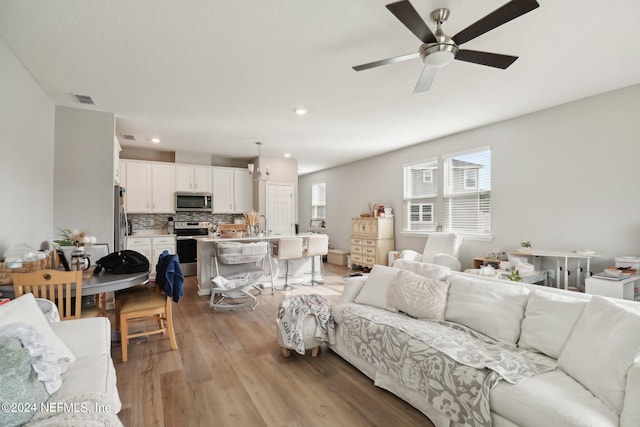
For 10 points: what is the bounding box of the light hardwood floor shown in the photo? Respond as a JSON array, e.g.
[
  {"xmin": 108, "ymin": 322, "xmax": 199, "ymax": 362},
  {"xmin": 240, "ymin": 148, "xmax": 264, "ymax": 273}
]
[{"xmin": 112, "ymin": 263, "xmax": 434, "ymax": 426}]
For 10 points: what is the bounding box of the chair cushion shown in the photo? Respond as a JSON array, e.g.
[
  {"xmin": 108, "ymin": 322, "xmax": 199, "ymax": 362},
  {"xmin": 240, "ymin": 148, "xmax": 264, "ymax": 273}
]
[
  {"xmin": 422, "ymin": 232, "xmax": 461, "ymax": 263},
  {"xmin": 354, "ymin": 265, "xmax": 400, "ymax": 312},
  {"xmin": 118, "ymin": 290, "xmax": 168, "ymax": 315},
  {"xmin": 388, "ymin": 269, "xmax": 449, "ymax": 320},
  {"xmin": 558, "ymin": 296, "xmax": 640, "ymax": 414},
  {"xmin": 491, "ymin": 368, "xmax": 618, "ymax": 427}
]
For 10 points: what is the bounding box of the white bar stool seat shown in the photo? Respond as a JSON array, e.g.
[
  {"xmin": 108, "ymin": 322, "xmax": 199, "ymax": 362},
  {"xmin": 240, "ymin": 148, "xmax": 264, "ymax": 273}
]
[
  {"xmin": 274, "ymin": 237, "xmax": 303, "ymax": 291},
  {"xmin": 303, "ymin": 234, "xmax": 329, "ymax": 286}
]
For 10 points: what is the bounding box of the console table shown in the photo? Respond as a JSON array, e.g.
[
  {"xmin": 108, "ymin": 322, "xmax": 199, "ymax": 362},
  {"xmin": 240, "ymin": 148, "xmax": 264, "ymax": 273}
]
[{"xmin": 510, "ymin": 250, "xmax": 598, "ymax": 290}]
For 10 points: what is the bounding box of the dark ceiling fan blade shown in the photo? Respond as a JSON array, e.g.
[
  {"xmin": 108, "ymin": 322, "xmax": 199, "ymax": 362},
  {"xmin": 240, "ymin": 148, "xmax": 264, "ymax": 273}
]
[
  {"xmin": 455, "ymin": 50, "xmax": 518, "ymax": 69},
  {"xmin": 452, "ymin": 0, "xmax": 539, "ymax": 45},
  {"xmin": 386, "ymin": 1, "xmax": 437, "ymax": 44},
  {"xmin": 353, "ymin": 53, "xmax": 420, "ymax": 71},
  {"xmin": 413, "ymin": 65, "xmax": 437, "ymax": 93}
]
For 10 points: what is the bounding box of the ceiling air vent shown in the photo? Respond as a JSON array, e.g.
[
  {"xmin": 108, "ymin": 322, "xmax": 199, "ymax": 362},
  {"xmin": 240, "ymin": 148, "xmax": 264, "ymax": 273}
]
[
  {"xmin": 72, "ymin": 94, "xmax": 96, "ymax": 105},
  {"xmin": 122, "ymin": 134, "xmax": 136, "ymax": 141}
]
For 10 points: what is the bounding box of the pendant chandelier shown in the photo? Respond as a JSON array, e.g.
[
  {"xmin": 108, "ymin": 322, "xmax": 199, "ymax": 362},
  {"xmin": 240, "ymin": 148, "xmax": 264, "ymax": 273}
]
[{"xmin": 248, "ymin": 142, "xmax": 270, "ymax": 182}]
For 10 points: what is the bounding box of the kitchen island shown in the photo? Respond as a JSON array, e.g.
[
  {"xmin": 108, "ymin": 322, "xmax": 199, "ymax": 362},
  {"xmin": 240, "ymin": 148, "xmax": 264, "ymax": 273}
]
[{"xmin": 196, "ymin": 234, "xmax": 317, "ymax": 295}]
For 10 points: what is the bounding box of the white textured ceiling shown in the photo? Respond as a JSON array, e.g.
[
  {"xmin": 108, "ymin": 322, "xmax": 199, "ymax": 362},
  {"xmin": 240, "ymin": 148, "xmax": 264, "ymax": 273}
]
[{"xmin": 2, "ymin": 0, "xmax": 640, "ymax": 174}]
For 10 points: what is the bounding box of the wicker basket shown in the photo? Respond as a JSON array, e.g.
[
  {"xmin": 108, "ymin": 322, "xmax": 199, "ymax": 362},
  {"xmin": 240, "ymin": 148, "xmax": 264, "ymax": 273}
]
[
  {"xmin": 0, "ymin": 255, "xmax": 51, "ymax": 285},
  {"xmin": 219, "ymin": 224, "xmax": 247, "ymax": 238}
]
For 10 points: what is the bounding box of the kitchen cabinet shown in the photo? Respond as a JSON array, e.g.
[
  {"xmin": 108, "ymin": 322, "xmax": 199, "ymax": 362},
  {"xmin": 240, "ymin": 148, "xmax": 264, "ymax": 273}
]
[
  {"xmin": 175, "ymin": 164, "xmax": 212, "ymax": 193},
  {"xmin": 350, "ymin": 217, "xmax": 394, "ymax": 269},
  {"xmin": 126, "ymin": 236, "xmax": 176, "ymax": 279},
  {"xmin": 212, "ymin": 167, "xmax": 253, "ymax": 213},
  {"xmin": 123, "ymin": 161, "xmax": 175, "ymax": 213}
]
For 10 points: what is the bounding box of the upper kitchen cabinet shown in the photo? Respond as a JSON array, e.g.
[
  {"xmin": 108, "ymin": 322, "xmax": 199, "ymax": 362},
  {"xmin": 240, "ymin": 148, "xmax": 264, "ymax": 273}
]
[
  {"xmin": 212, "ymin": 167, "xmax": 253, "ymax": 213},
  {"xmin": 123, "ymin": 160, "xmax": 175, "ymax": 213},
  {"xmin": 175, "ymin": 164, "xmax": 212, "ymax": 193}
]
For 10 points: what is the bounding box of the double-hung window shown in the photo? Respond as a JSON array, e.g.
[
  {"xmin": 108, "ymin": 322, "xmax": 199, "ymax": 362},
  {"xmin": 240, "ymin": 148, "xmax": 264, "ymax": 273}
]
[
  {"xmin": 311, "ymin": 182, "xmax": 326, "ymax": 220},
  {"xmin": 403, "ymin": 158, "xmax": 438, "ymax": 232},
  {"xmin": 403, "ymin": 147, "xmax": 491, "ymax": 236}
]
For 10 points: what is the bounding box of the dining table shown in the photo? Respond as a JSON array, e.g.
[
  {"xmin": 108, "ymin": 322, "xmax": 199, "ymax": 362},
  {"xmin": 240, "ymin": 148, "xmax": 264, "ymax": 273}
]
[{"xmin": 0, "ymin": 270, "xmax": 149, "ymax": 299}]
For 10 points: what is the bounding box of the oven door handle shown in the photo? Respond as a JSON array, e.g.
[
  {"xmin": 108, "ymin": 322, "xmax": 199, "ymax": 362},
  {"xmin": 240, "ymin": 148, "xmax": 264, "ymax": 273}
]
[{"xmin": 176, "ymin": 236, "xmax": 195, "ymax": 240}]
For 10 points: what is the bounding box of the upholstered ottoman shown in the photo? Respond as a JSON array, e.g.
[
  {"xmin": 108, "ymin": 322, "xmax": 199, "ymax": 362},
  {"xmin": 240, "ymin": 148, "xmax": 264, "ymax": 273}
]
[{"xmin": 276, "ymin": 294, "xmax": 335, "ymax": 357}]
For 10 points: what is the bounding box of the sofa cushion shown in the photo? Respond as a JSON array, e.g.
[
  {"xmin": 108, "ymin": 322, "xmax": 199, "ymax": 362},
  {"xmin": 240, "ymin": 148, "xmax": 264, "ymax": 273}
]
[
  {"xmin": 491, "ymin": 368, "xmax": 618, "ymax": 427},
  {"xmin": 518, "ymin": 290, "xmax": 587, "ymax": 359},
  {"xmin": 50, "ymin": 317, "xmax": 111, "ymax": 359},
  {"xmin": 0, "ymin": 293, "xmax": 76, "ymax": 373},
  {"xmin": 558, "ymin": 296, "xmax": 640, "ymax": 414},
  {"xmin": 392, "ymin": 258, "xmax": 452, "ymax": 280},
  {"xmin": 445, "ymin": 275, "xmax": 529, "ymax": 344},
  {"xmin": 388, "ymin": 269, "xmax": 449, "ymax": 320},
  {"xmin": 354, "ymin": 265, "xmax": 399, "ymax": 312},
  {"xmin": 49, "ymin": 354, "xmax": 122, "ymax": 413}
]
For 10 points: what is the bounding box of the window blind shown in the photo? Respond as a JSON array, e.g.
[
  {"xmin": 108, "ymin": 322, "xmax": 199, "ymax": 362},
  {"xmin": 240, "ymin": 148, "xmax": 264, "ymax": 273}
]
[{"xmin": 403, "ymin": 158, "xmax": 438, "ymax": 232}]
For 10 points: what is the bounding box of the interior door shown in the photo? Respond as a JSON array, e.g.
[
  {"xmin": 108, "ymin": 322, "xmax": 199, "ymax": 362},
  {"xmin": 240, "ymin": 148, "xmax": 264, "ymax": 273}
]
[{"xmin": 266, "ymin": 183, "xmax": 294, "ymax": 235}]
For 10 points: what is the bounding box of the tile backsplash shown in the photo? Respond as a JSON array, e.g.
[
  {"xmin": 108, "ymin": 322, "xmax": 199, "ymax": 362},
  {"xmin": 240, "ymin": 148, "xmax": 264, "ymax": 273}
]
[{"xmin": 129, "ymin": 213, "xmax": 241, "ymax": 233}]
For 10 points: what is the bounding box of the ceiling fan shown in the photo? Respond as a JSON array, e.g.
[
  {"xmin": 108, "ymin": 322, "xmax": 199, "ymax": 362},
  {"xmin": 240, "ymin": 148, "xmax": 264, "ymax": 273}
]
[{"xmin": 353, "ymin": 0, "xmax": 540, "ymax": 92}]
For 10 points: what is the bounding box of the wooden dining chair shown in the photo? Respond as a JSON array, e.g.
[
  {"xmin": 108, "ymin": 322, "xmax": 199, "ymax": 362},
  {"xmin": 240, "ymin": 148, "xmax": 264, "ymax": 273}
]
[
  {"xmin": 115, "ymin": 286, "xmax": 178, "ymax": 362},
  {"xmin": 13, "ymin": 269, "xmax": 84, "ymax": 320}
]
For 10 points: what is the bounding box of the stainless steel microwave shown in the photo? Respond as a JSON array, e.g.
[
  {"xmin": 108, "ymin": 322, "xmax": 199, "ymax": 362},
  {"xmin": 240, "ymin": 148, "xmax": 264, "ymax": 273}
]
[{"xmin": 175, "ymin": 193, "xmax": 213, "ymax": 212}]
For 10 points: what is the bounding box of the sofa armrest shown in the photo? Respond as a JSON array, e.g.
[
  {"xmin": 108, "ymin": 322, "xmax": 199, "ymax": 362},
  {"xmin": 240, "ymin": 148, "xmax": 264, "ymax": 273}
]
[
  {"xmin": 50, "ymin": 317, "xmax": 112, "ymax": 359},
  {"xmin": 621, "ymin": 362, "xmax": 640, "ymax": 427},
  {"xmin": 433, "ymin": 253, "xmax": 462, "ymax": 271},
  {"xmin": 340, "ymin": 276, "xmax": 368, "ymax": 304}
]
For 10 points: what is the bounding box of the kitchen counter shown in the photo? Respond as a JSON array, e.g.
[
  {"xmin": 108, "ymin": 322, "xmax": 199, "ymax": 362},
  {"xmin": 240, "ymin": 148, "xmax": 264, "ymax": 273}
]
[{"xmin": 130, "ymin": 230, "xmax": 175, "ymax": 237}]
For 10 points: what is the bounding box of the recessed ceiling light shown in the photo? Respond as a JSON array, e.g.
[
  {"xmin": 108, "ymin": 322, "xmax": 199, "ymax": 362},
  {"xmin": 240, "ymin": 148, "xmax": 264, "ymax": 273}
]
[
  {"xmin": 294, "ymin": 108, "xmax": 307, "ymax": 116},
  {"xmin": 151, "ymin": 138, "xmax": 160, "ymax": 144},
  {"xmin": 284, "ymin": 153, "xmax": 291, "ymax": 158}
]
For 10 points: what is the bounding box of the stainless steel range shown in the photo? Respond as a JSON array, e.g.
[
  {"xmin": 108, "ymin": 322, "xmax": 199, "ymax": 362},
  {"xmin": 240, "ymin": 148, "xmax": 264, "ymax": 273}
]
[{"xmin": 174, "ymin": 221, "xmax": 209, "ymax": 276}]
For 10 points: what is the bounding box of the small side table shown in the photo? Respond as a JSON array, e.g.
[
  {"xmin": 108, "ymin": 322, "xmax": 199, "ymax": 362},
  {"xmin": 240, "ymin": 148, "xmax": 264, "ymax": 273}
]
[
  {"xmin": 473, "ymin": 257, "xmax": 501, "ymax": 269},
  {"xmin": 585, "ymin": 275, "xmax": 640, "ymax": 301}
]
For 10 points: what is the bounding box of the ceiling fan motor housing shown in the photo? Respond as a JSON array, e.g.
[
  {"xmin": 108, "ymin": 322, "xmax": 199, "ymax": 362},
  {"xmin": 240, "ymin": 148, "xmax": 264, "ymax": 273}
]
[{"xmin": 420, "ymin": 9, "xmax": 458, "ymax": 68}]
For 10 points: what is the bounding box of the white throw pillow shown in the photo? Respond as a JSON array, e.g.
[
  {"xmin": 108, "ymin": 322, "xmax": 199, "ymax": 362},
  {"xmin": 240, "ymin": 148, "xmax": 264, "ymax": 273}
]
[
  {"xmin": 519, "ymin": 290, "xmax": 587, "ymax": 359},
  {"xmin": 388, "ymin": 269, "xmax": 449, "ymax": 320},
  {"xmin": 0, "ymin": 293, "xmax": 76, "ymax": 373},
  {"xmin": 354, "ymin": 265, "xmax": 400, "ymax": 312},
  {"xmin": 392, "ymin": 258, "xmax": 452, "ymax": 281},
  {"xmin": 558, "ymin": 296, "xmax": 640, "ymax": 415},
  {"xmin": 444, "ymin": 275, "xmax": 529, "ymax": 344}
]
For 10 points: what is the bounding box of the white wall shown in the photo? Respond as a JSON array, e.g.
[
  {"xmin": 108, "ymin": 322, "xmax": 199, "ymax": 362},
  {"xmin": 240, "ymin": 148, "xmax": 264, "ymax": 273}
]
[
  {"xmin": 54, "ymin": 107, "xmax": 115, "ymax": 249},
  {"xmin": 299, "ymin": 84, "xmax": 640, "ymax": 284},
  {"xmin": 0, "ymin": 38, "xmax": 55, "ymax": 255}
]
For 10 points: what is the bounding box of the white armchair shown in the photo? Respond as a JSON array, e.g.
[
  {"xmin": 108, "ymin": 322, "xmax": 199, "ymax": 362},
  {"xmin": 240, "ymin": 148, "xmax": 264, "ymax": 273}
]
[{"xmin": 396, "ymin": 232, "xmax": 462, "ymax": 271}]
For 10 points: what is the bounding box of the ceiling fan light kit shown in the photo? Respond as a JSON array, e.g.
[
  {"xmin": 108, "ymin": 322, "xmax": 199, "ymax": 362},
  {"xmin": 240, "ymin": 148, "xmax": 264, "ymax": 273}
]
[{"xmin": 353, "ymin": 0, "xmax": 540, "ymax": 92}]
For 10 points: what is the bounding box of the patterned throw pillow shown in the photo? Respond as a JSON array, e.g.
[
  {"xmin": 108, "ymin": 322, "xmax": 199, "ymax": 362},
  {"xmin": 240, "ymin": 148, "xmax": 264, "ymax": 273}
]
[
  {"xmin": 388, "ymin": 269, "xmax": 450, "ymax": 320},
  {"xmin": 0, "ymin": 336, "xmax": 49, "ymax": 427}
]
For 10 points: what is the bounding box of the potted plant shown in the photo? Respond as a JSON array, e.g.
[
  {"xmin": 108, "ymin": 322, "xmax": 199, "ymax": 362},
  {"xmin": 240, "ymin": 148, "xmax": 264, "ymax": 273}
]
[{"xmin": 519, "ymin": 241, "xmax": 532, "ymax": 253}]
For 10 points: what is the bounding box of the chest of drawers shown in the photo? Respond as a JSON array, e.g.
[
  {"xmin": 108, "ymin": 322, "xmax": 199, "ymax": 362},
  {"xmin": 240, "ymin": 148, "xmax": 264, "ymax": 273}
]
[{"xmin": 350, "ymin": 217, "xmax": 394, "ymax": 269}]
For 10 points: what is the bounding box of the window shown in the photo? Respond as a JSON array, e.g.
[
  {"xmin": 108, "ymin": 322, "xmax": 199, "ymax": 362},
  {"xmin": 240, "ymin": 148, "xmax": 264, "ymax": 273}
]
[
  {"xmin": 403, "ymin": 158, "xmax": 438, "ymax": 232},
  {"xmin": 311, "ymin": 182, "xmax": 326, "ymax": 221},
  {"xmin": 444, "ymin": 148, "xmax": 491, "ymax": 235},
  {"xmin": 402, "ymin": 148, "xmax": 491, "ymax": 236}
]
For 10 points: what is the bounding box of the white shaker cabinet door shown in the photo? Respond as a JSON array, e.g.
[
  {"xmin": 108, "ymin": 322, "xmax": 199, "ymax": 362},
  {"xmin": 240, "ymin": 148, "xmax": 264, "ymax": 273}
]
[
  {"xmin": 125, "ymin": 162, "xmax": 152, "ymax": 212},
  {"xmin": 212, "ymin": 167, "xmax": 234, "ymax": 213},
  {"xmin": 150, "ymin": 164, "xmax": 175, "ymax": 213}
]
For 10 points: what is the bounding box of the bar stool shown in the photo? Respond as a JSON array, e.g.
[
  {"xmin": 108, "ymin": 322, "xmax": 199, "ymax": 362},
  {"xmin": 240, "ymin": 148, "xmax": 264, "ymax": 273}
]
[
  {"xmin": 273, "ymin": 237, "xmax": 303, "ymax": 291},
  {"xmin": 303, "ymin": 234, "xmax": 329, "ymax": 286}
]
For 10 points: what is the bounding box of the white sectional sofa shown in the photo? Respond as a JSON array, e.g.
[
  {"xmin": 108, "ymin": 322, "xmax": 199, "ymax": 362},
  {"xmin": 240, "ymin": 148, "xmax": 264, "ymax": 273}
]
[
  {"xmin": 0, "ymin": 293, "xmax": 122, "ymax": 426},
  {"xmin": 330, "ymin": 259, "xmax": 640, "ymax": 427}
]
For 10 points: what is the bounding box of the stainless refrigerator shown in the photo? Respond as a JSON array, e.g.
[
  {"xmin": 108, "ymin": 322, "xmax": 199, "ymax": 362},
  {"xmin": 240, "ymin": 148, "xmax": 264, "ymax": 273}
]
[{"xmin": 114, "ymin": 185, "xmax": 128, "ymax": 251}]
